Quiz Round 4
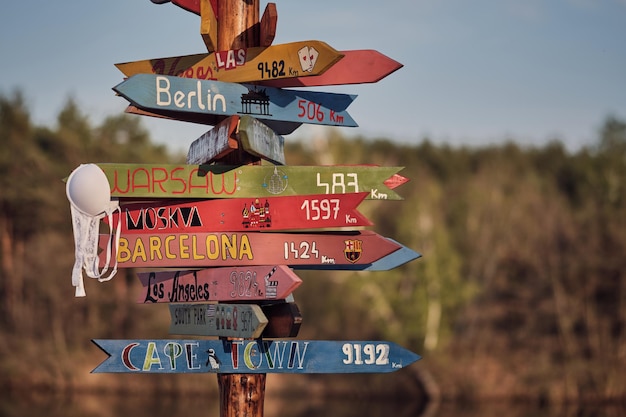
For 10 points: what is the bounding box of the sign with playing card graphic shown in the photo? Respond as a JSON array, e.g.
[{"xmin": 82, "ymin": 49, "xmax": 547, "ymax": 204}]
[{"xmin": 298, "ymin": 45, "xmax": 320, "ymax": 72}]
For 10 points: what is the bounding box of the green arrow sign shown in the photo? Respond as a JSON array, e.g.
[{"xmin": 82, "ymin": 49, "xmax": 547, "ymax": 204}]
[{"xmin": 95, "ymin": 163, "xmax": 404, "ymax": 200}]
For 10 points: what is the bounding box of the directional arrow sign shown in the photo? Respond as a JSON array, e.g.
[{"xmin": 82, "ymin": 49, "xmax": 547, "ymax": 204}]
[
  {"xmin": 116, "ymin": 49, "xmax": 401, "ymax": 88},
  {"xmin": 259, "ymin": 3, "xmax": 278, "ymax": 47},
  {"xmin": 125, "ymin": 105, "xmax": 303, "ymax": 136},
  {"xmin": 114, "ymin": 192, "xmax": 371, "ymax": 235},
  {"xmin": 298, "ymin": 240, "xmax": 422, "ymax": 271},
  {"xmin": 92, "ymin": 339, "xmax": 421, "ymax": 374},
  {"xmin": 96, "ymin": 163, "xmax": 403, "ymax": 200},
  {"xmin": 169, "ymin": 303, "xmax": 267, "ymax": 339},
  {"xmin": 100, "ymin": 230, "xmax": 402, "ymax": 269},
  {"xmin": 186, "ymin": 116, "xmax": 239, "ymax": 164},
  {"xmin": 115, "ymin": 41, "xmax": 344, "ymax": 84},
  {"xmin": 237, "ymin": 115, "xmax": 285, "ymax": 165},
  {"xmin": 136, "ymin": 265, "xmax": 302, "ymax": 304},
  {"xmin": 113, "ymin": 74, "xmax": 357, "ymax": 127},
  {"xmin": 185, "ymin": 115, "xmax": 285, "ymax": 165},
  {"xmin": 259, "ymin": 50, "xmax": 403, "ymax": 88}
]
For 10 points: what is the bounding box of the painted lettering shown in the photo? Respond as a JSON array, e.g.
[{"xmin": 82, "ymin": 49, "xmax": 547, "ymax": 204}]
[
  {"xmin": 229, "ymin": 341, "xmax": 309, "ymax": 370},
  {"xmin": 166, "ymin": 271, "xmax": 211, "ymax": 303},
  {"xmin": 109, "ymin": 166, "xmax": 237, "ymax": 197},
  {"xmin": 316, "ymin": 172, "xmax": 359, "ymax": 194},
  {"xmin": 118, "ymin": 234, "xmax": 253, "ymax": 264},
  {"xmin": 216, "ymin": 48, "xmax": 246, "ymax": 70},
  {"xmin": 155, "ymin": 76, "xmax": 226, "ymax": 113},
  {"xmin": 143, "ymin": 272, "xmax": 165, "ymax": 303}
]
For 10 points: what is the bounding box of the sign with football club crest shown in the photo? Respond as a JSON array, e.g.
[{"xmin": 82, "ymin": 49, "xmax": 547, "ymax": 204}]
[{"xmin": 344, "ymin": 239, "xmax": 363, "ymax": 263}]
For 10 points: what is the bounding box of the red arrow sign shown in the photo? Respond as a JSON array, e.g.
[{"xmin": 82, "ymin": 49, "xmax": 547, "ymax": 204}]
[
  {"xmin": 170, "ymin": 0, "xmax": 207, "ymax": 16},
  {"xmin": 258, "ymin": 50, "xmax": 402, "ymax": 87},
  {"xmin": 137, "ymin": 265, "xmax": 302, "ymax": 303},
  {"xmin": 113, "ymin": 192, "xmax": 371, "ymax": 234},
  {"xmin": 101, "ymin": 230, "xmax": 401, "ymax": 269}
]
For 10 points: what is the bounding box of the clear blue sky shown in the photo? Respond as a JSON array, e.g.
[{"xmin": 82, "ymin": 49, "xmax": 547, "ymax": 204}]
[{"xmin": 1, "ymin": 0, "xmax": 625, "ymax": 153}]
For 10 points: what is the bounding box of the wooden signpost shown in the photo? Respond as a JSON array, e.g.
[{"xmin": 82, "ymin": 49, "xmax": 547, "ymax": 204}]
[
  {"xmin": 99, "ymin": 230, "xmax": 404, "ymax": 269},
  {"xmin": 95, "ymin": 163, "xmax": 405, "ymax": 200},
  {"xmin": 115, "ymin": 40, "xmax": 344, "ymax": 84},
  {"xmin": 113, "ymin": 192, "xmax": 371, "ymax": 234},
  {"xmin": 92, "ymin": 339, "xmax": 421, "ymax": 374},
  {"xmin": 113, "ymin": 73, "xmax": 358, "ymax": 127},
  {"xmin": 169, "ymin": 303, "xmax": 268, "ymax": 339},
  {"xmin": 136, "ymin": 265, "xmax": 302, "ymax": 304},
  {"xmin": 157, "ymin": 1, "xmax": 276, "ymax": 51},
  {"xmin": 71, "ymin": 2, "xmax": 421, "ymax": 417}
]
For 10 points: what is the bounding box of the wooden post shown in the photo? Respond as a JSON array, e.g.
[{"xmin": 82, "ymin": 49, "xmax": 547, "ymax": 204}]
[
  {"xmin": 217, "ymin": 0, "xmax": 259, "ymax": 51},
  {"xmin": 213, "ymin": 0, "xmax": 262, "ymax": 166},
  {"xmin": 218, "ymin": 373, "xmax": 266, "ymax": 417},
  {"xmin": 216, "ymin": 2, "xmax": 264, "ymax": 417}
]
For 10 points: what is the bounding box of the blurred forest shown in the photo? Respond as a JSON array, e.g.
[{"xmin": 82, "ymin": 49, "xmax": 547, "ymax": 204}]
[{"xmin": 0, "ymin": 89, "xmax": 625, "ymax": 405}]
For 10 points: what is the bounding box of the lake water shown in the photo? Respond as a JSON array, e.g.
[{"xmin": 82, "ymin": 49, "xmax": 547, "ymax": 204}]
[{"xmin": 1, "ymin": 390, "xmax": 623, "ymax": 417}]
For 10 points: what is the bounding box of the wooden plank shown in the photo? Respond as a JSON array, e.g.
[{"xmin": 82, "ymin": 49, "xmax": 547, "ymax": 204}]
[
  {"xmin": 99, "ymin": 230, "xmax": 402, "ymax": 269},
  {"xmin": 259, "ymin": 3, "xmax": 277, "ymax": 47},
  {"xmin": 236, "ymin": 116, "xmax": 285, "ymax": 165},
  {"xmin": 200, "ymin": 0, "xmax": 218, "ymax": 52},
  {"xmin": 124, "ymin": 105, "xmax": 302, "ymax": 136},
  {"xmin": 114, "ymin": 74, "xmax": 356, "ymax": 127},
  {"xmin": 96, "ymin": 163, "xmax": 403, "ymax": 200},
  {"xmin": 114, "ymin": 40, "xmax": 344, "ymax": 84},
  {"xmin": 136, "ymin": 265, "xmax": 302, "ymax": 304},
  {"xmin": 182, "ymin": 115, "xmax": 286, "ymax": 165},
  {"xmin": 258, "ymin": 49, "xmax": 403, "ymax": 87},
  {"xmin": 113, "ymin": 192, "xmax": 372, "ymax": 234},
  {"xmin": 169, "ymin": 303, "xmax": 268, "ymax": 338},
  {"xmin": 186, "ymin": 115, "xmax": 239, "ymax": 164},
  {"xmin": 92, "ymin": 339, "xmax": 422, "ymax": 374},
  {"xmin": 261, "ymin": 302, "xmax": 302, "ymax": 338}
]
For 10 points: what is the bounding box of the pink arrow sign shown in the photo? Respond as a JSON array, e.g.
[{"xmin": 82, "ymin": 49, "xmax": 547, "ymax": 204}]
[
  {"xmin": 100, "ymin": 230, "xmax": 401, "ymax": 269},
  {"xmin": 112, "ymin": 192, "xmax": 371, "ymax": 234},
  {"xmin": 137, "ymin": 265, "xmax": 302, "ymax": 304},
  {"xmin": 258, "ymin": 49, "xmax": 403, "ymax": 88}
]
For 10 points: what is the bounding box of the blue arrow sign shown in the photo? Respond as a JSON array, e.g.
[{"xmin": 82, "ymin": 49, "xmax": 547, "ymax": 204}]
[
  {"xmin": 113, "ymin": 74, "xmax": 358, "ymax": 127},
  {"xmin": 293, "ymin": 240, "xmax": 421, "ymax": 271},
  {"xmin": 92, "ymin": 339, "xmax": 421, "ymax": 374}
]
